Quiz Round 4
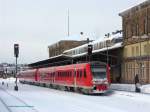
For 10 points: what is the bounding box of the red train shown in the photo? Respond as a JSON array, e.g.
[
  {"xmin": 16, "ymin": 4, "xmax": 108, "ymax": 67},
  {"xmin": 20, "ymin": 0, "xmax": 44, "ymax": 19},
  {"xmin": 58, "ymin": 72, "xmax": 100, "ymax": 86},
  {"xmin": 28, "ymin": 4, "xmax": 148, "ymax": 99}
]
[{"xmin": 19, "ymin": 62, "xmax": 111, "ymax": 94}]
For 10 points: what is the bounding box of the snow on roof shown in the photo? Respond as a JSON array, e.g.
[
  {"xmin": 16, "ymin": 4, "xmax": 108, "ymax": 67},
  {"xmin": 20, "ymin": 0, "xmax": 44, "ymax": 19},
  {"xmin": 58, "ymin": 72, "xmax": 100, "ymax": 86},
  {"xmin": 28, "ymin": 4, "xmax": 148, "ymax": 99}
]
[
  {"xmin": 63, "ymin": 43, "xmax": 88, "ymax": 53},
  {"xmin": 93, "ymin": 42, "xmax": 122, "ymax": 54},
  {"xmin": 72, "ymin": 42, "xmax": 123, "ymax": 58},
  {"xmin": 63, "ymin": 33, "xmax": 122, "ymax": 53},
  {"xmin": 119, "ymin": 0, "xmax": 149, "ymax": 16},
  {"xmin": 93, "ymin": 33, "xmax": 122, "ymax": 44}
]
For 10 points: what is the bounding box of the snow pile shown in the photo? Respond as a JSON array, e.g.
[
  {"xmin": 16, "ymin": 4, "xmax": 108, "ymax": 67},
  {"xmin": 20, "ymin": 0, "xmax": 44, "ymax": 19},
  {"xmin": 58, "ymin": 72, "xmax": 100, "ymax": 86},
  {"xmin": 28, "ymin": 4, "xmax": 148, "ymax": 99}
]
[
  {"xmin": 110, "ymin": 84, "xmax": 135, "ymax": 92},
  {"xmin": 140, "ymin": 85, "xmax": 150, "ymax": 94},
  {"xmin": 111, "ymin": 84, "xmax": 150, "ymax": 94}
]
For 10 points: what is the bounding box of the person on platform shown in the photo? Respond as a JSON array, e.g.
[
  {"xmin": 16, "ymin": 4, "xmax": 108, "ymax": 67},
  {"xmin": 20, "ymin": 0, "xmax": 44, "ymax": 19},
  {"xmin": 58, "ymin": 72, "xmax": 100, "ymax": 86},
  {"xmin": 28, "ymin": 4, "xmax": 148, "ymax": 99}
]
[{"xmin": 135, "ymin": 74, "xmax": 141, "ymax": 92}]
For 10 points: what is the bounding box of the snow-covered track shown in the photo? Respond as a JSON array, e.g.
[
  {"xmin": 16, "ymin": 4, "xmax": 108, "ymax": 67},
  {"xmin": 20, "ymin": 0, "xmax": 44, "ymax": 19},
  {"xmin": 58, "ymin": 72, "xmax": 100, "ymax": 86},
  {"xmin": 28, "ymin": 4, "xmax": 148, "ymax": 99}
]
[
  {"xmin": 0, "ymin": 87, "xmax": 38, "ymax": 112},
  {"xmin": 0, "ymin": 96, "xmax": 12, "ymax": 112}
]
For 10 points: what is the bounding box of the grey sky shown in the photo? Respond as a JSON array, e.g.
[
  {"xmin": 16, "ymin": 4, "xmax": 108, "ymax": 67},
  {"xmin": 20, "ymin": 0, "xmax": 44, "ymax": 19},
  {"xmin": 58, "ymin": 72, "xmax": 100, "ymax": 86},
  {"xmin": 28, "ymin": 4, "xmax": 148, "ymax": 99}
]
[{"xmin": 0, "ymin": 0, "xmax": 146, "ymax": 64}]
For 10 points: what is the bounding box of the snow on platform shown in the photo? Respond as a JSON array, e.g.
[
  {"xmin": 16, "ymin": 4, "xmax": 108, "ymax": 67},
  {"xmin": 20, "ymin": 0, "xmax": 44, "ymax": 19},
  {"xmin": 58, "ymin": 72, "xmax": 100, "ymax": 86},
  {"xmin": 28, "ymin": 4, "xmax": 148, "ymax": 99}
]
[
  {"xmin": 0, "ymin": 78, "xmax": 150, "ymax": 112},
  {"xmin": 110, "ymin": 84, "xmax": 136, "ymax": 92},
  {"xmin": 110, "ymin": 83, "xmax": 150, "ymax": 94}
]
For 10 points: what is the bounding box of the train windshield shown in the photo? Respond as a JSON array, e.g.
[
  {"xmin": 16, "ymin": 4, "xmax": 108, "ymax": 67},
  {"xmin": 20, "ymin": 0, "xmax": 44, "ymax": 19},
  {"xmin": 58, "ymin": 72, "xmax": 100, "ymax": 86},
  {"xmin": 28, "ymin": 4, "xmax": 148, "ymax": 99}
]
[{"xmin": 91, "ymin": 67, "xmax": 106, "ymax": 79}]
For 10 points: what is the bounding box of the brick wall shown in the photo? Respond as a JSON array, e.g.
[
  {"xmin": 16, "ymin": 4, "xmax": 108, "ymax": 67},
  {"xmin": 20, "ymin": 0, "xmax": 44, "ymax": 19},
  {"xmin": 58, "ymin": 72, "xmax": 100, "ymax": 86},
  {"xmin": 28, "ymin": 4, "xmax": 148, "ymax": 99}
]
[
  {"xmin": 120, "ymin": 1, "xmax": 150, "ymax": 84},
  {"xmin": 48, "ymin": 40, "xmax": 87, "ymax": 58}
]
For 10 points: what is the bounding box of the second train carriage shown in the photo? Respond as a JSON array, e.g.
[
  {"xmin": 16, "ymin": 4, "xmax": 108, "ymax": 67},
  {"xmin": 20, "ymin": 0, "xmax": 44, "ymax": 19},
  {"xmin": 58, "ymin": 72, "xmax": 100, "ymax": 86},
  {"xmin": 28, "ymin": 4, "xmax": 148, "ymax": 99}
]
[{"xmin": 19, "ymin": 62, "xmax": 111, "ymax": 94}]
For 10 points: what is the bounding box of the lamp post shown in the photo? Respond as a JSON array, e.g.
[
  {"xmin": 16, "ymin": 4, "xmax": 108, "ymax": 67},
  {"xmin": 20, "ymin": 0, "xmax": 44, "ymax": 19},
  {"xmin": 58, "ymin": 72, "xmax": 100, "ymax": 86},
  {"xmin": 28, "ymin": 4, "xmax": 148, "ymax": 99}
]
[
  {"xmin": 88, "ymin": 44, "xmax": 93, "ymax": 61},
  {"xmin": 105, "ymin": 33, "xmax": 110, "ymax": 65},
  {"xmin": 14, "ymin": 44, "xmax": 19, "ymax": 91},
  {"xmin": 106, "ymin": 40, "xmax": 109, "ymax": 65}
]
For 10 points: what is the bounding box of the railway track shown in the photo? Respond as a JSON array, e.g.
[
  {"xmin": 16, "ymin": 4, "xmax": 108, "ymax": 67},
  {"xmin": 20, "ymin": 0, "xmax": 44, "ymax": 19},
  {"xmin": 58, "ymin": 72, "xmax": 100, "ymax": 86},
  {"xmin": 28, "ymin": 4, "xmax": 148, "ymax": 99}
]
[{"xmin": 0, "ymin": 87, "xmax": 39, "ymax": 112}]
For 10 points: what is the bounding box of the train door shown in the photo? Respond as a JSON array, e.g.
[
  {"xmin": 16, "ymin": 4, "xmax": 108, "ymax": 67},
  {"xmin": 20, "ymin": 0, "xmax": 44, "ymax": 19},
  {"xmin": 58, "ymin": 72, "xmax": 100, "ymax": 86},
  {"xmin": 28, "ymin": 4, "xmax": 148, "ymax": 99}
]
[
  {"xmin": 77, "ymin": 69, "xmax": 83, "ymax": 86},
  {"xmin": 106, "ymin": 64, "xmax": 111, "ymax": 84},
  {"xmin": 73, "ymin": 65, "xmax": 77, "ymax": 88},
  {"xmin": 53, "ymin": 68, "xmax": 55, "ymax": 84},
  {"xmin": 35, "ymin": 69, "xmax": 39, "ymax": 81}
]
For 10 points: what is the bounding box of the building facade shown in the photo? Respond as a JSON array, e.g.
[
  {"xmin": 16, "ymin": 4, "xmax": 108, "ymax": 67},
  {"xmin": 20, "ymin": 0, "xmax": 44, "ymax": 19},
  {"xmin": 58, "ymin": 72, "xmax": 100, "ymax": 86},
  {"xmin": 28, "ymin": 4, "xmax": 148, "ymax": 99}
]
[
  {"xmin": 48, "ymin": 40, "xmax": 88, "ymax": 58},
  {"xmin": 120, "ymin": 0, "xmax": 150, "ymax": 83},
  {"xmin": 0, "ymin": 63, "xmax": 29, "ymax": 78}
]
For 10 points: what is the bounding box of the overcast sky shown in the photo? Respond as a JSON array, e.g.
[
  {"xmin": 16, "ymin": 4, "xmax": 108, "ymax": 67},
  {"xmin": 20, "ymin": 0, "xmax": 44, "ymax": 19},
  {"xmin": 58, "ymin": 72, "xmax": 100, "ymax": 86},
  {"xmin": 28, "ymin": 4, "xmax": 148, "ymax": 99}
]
[{"xmin": 0, "ymin": 0, "xmax": 146, "ymax": 64}]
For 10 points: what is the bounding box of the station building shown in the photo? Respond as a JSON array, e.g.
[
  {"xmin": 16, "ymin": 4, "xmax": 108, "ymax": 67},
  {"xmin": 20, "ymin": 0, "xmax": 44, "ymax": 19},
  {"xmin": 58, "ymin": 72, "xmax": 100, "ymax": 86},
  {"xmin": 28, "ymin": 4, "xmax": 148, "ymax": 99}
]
[
  {"xmin": 29, "ymin": 32, "xmax": 123, "ymax": 83},
  {"xmin": 29, "ymin": 1, "xmax": 150, "ymax": 84},
  {"xmin": 119, "ymin": 0, "xmax": 150, "ymax": 84},
  {"xmin": 48, "ymin": 39, "xmax": 91, "ymax": 58}
]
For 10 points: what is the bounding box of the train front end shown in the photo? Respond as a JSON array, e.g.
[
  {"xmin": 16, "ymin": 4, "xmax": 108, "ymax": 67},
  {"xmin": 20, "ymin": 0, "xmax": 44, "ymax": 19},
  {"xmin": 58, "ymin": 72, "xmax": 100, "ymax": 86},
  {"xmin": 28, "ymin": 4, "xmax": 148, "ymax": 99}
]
[{"xmin": 90, "ymin": 62, "xmax": 110, "ymax": 94}]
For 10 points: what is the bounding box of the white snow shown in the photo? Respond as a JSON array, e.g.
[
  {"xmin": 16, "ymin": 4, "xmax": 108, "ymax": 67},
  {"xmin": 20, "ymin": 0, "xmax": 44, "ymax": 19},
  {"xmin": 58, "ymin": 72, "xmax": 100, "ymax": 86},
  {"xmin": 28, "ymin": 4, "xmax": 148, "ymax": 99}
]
[
  {"xmin": 119, "ymin": 0, "xmax": 149, "ymax": 16},
  {"xmin": 64, "ymin": 33, "xmax": 122, "ymax": 54},
  {"xmin": 140, "ymin": 84, "xmax": 150, "ymax": 94},
  {"xmin": 0, "ymin": 78, "xmax": 150, "ymax": 112},
  {"xmin": 64, "ymin": 33, "xmax": 123, "ymax": 58},
  {"xmin": 70, "ymin": 42, "xmax": 122, "ymax": 58},
  {"xmin": 110, "ymin": 84, "xmax": 136, "ymax": 92},
  {"xmin": 110, "ymin": 83, "xmax": 150, "ymax": 94}
]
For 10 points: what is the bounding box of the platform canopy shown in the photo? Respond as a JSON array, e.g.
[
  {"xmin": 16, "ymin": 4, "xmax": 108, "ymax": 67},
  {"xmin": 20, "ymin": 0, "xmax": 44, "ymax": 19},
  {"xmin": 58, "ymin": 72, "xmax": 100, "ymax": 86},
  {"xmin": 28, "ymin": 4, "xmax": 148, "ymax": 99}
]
[{"xmin": 28, "ymin": 54, "xmax": 72, "ymax": 69}]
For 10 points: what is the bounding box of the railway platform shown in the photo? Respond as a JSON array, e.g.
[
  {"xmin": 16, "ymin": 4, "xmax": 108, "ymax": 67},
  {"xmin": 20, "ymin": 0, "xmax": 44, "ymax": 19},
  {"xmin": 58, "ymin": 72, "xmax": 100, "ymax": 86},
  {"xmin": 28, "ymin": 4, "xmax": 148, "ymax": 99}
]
[{"xmin": 0, "ymin": 79, "xmax": 38, "ymax": 112}]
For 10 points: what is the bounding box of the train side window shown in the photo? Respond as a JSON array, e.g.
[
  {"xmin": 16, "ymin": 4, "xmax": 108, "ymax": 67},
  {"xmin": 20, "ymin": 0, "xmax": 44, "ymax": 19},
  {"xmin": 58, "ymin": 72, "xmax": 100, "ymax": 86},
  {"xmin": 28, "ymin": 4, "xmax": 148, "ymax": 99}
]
[
  {"xmin": 64, "ymin": 72, "xmax": 65, "ymax": 77},
  {"xmin": 70, "ymin": 71, "xmax": 71, "ymax": 77},
  {"xmin": 70, "ymin": 71, "xmax": 72, "ymax": 78},
  {"xmin": 84, "ymin": 69, "xmax": 86, "ymax": 78},
  {"xmin": 77, "ymin": 71, "xmax": 79, "ymax": 78},
  {"xmin": 80, "ymin": 70, "xmax": 82, "ymax": 78},
  {"xmin": 74, "ymin": 71, "xmax": 76, "ymax": 77},
  {"xmin": 78, "ymin": 71, "xmax": 80, "ymax": 78}
]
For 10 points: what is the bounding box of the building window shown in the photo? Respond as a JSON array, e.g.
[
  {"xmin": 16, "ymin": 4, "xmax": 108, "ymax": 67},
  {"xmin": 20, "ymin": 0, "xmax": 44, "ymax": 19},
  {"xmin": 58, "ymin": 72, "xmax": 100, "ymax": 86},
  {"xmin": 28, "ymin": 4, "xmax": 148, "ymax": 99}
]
[
  {"xmin": 124, "ymin": 48, "xmax": 127, "ymax": 57},
  {"xmin": 136, "ymin": 24, "xmax": 139, "ymax": 36},
  {"xmin": 125, "ymin": 25, "xmax": 128, "ymax": 39},
  {"xmin": 136, "ymin": 46, "xmax": 139, "ymax": 56},
  {"xmin": 144, "ymin": 18, "xmax": 147, "ymax": 34},
  {"xmin": 148, "ymin": 8, "xmax": 150, "ymax": 33},
  {"xmin": 143, "ymin": 44, "xmax": 148, "ymax": 56},
  {"xmin": 131, "ymin": 46, "xmax": 135, "ymax": 57}
]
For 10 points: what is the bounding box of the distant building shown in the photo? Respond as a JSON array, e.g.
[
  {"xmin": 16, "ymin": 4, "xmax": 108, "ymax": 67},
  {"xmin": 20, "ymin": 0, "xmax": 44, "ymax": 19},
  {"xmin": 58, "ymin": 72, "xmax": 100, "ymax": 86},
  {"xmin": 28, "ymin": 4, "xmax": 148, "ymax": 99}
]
[
  {"xmin": 48, "ymin": 40, "xmax": 90, "ymax": 58},
  {"xmin": 0, "ymin": 63, "xmax": 29, "ymax": 78},
  {"xmin": 0, "ymin": 64, "xmax": 4, "ymax": 77},
  {"xmin": 119, "ymin": 0, "xmax": 150, "ymax": 83}
]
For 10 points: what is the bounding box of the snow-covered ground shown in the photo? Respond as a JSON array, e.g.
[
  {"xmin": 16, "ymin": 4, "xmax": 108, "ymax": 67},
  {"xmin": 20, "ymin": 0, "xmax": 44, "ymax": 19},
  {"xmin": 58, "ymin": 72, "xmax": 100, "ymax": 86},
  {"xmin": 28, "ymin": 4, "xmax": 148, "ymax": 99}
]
[
  {"xmin": 0, "ymin": 78, "xmax": 150, "ymax": 112},
  {"xmin": 110, "ymin": 83, "xmax": 150, "ymax": 94}
]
